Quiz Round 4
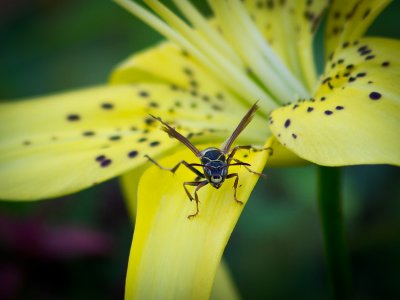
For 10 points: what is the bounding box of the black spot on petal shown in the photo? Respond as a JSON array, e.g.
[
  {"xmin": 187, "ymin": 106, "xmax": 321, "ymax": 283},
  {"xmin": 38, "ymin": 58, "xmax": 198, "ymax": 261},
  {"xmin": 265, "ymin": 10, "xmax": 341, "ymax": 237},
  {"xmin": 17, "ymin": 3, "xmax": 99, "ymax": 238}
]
[
  {"xmin": 358, "ymin": 45, "xmax": 368, "ymax": 52},
  {"xmin": 369, "ymin": 92, "xmax": 381, "ymax": 100},
  {"xmin": 292, "ymin": 133, "xmax": 297, "ymax": 139},
  {"xmin": 128, "ymin": 150, "xmax": 138, "ymax": 158},
  {"xmin": 360, "ymin": 49, "xmax": 372, "ymax": 56},
  {"xmin": 324, "ymin": 110, "xmax": 333, "ymax": 115},
  {"xmin": 101, "ymin": 103, "xmax": 114, "ymax": 110},
  {"xmin": 83, "ymin": 131, "xmax": 95, "ymax": 137},
  {"xmin": 202, "ymin": 95, "xmax": 210, "ymax": 102},
  {"xmin": 322, "ymin": 77, "xmax": 331, "ymax": 84},
  {"xmin": 381, "ymin": 61, "xmax": 390, "ymax": 67},
  {"xmin": 67, "ymin": 114, "xmax": 80, "ymax": 121},
  {"xmin": 284, "ymin": 119, "xmax": 291, "ymax": 128},
  {"xmin": 100, "ymin": 159, "xmax": 112, "ymax": 168},
  {"xmin": 363, "ymin": 8, "xmax": 370, "ymax": 19},
  {"xmin": 307, "ymin": 107, "xmax": 314, "ymax": 112},
  {"xmin": 336, "ymin": 106, "xmax": 344, "ymax": 110},
  {"xmin": 183, "ymin": 67, "xmax": 193, "ymax": 76},
  {"xmin": 149, "ymin": 102, "xmax": 159, "ymax": 108},
  {"xmin": 212, "ymin": 104, "xmax": 223, "ymax": 111},
  {"xmin": 96, "ymin": 155, "xmax": 106, "ymax": 162},
  {"xmin": 189, "ymin": 80, "xmax": 198, "ymax": 88},
  {"xmin": 216, "ymin": 93, "xmax": 224, "ymax": 100},
  {"xmin": 109, "ymin": 135, "xmax": 121, "ymax": 141},
  {"xmin": 145, "ymin": 117, "xmax": 155, "ymax": 125},
  {"xmin": 139, "ymin": 91, "xmax": 149, "ymax": 98},
  {"xmin": 149, "ymin": 141, "xmax": 160, "ymax": 147}
]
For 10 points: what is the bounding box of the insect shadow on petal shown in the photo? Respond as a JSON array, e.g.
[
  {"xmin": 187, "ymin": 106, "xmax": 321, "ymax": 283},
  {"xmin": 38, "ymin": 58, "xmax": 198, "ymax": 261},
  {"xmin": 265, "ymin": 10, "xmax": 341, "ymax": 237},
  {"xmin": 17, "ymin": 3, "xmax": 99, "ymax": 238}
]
[{"xmin": 145, "ymin": 102, "xmax": 272, "ymax": 219}]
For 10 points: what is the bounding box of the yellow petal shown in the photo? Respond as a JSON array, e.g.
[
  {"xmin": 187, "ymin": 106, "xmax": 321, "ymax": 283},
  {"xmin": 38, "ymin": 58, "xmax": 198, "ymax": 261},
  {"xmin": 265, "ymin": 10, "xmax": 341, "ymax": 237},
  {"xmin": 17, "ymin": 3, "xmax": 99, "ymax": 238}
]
[
  {"xmin": 243, "ymin": 0, "xmax": 328, "ymax": 91},
  {"xmin": 0, "ymin": 83, "xmax": 266, "ymax": 200},
  {"xmin": 119, "ymin": 166, "xmax": 148, "ymax": 221},
  {"xmin": 324, "ymin": 0, "xmax": 391, "ymax": 59},
  {"xmin": 210, "ymin": 260, "xmax": 240, "ymax": 300},
  {"xmin": 112, "ymin": 1, "xmax": 279, "ymax": 111},
  {"xmin": 125, "ymin": 141, "xmax": 272, "ymax": 299},
  {"xmin": 120, "ymin": 168, "xmax": 240, "ymax": 300},
  {"xmin": 269, "ymin": 38, "xmax": 400, "ymax": 166},
  {"xmin": 267, "ymin": 137, "xmax": 308, "ymax": 167},
  {"xmin": 112, "ymin": 42, "xmax": 230, "ymax": 98}
]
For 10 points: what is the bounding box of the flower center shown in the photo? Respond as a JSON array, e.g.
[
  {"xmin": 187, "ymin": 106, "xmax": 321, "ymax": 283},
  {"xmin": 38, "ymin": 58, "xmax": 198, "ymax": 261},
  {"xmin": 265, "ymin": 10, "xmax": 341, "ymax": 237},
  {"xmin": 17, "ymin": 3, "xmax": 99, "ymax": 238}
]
[{"xmin": 114, "ymin": 0, "xmax": 313, "ymax": 114}]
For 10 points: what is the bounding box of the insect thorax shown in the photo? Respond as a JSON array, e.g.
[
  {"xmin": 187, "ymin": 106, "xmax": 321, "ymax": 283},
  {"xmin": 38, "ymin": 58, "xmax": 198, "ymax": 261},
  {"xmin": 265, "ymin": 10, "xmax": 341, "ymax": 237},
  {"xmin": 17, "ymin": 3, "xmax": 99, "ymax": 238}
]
[{"xmin": 200, "ymin": 147, "xmax": 226, "ymax": 164}]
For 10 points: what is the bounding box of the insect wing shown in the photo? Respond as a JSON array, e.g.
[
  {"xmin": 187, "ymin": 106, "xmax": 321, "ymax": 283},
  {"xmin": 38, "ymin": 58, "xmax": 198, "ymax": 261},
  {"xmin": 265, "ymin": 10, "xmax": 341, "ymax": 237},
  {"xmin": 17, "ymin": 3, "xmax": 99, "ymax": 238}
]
[
  {"xmin": 221, "ymin": 102, "xmax": 259, "ymax": 154},
  {"xmin": 150, "ymin": 115, "xmax": 202, "ymax": 158}
]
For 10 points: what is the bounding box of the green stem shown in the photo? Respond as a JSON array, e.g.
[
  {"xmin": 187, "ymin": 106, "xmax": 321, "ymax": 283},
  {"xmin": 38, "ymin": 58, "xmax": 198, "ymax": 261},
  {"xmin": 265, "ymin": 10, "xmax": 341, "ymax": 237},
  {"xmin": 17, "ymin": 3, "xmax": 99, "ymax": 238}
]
[{"xmin": 317, "ymin": 166, "xmax": 352, "ymax": 300}]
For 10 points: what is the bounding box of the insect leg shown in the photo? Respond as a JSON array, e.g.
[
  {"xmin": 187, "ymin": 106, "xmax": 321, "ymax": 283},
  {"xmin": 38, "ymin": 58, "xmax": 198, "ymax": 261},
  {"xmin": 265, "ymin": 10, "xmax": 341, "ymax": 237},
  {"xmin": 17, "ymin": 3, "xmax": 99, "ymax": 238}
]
[
  {"xmin": 226, "ymin": 173, "xmax": 243, "ymax": 205},
  {"xmin": 184, "ymin": 180, "xmax": 208, "ymax": 219},
  {"xmin": 227, "ymin": 145, "xmax": 273, "ymax": 164},
  {"xmin": 231, "ymin": 159, "xmax": 266, "ymax": 178},
  {"xmin": 145, "ymin": 155, "xmax": 205, "ymax": 178}
]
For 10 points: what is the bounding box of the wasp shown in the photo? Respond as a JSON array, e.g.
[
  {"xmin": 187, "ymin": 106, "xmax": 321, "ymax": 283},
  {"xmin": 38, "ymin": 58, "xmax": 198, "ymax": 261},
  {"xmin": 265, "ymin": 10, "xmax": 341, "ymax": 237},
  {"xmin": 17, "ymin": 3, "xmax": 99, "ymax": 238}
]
[{"xmin": 145, "ymin": 102, "xmax": 270, "ymax": 219}]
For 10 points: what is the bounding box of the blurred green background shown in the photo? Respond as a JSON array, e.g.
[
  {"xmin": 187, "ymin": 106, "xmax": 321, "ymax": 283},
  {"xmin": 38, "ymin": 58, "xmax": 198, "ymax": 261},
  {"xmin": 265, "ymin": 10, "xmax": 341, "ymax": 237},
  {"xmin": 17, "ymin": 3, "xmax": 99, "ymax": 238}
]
[{"xmin": 0, "ymin": 1, "xmax": 399, "ymax": 299}]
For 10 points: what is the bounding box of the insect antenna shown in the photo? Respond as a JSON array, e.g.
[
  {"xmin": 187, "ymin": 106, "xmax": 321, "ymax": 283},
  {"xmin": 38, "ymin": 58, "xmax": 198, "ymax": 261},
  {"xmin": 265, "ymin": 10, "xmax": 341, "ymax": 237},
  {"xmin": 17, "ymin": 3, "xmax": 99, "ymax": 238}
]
[
  {"xmin": 221, "ymin": 102, "xmax": 259, "ymax": 154},
  {"xmin": 150, "ymin": 115, "xmax": 202, "ymax": 158}
]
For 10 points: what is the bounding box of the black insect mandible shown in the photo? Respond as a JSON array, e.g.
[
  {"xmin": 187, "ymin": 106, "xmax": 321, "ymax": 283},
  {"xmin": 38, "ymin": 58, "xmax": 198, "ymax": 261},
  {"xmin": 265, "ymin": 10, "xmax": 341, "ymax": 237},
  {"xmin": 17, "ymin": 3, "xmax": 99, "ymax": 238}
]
[{"xmin": 145, "ymin": 102, "xmax": 270, "ymax": 219}]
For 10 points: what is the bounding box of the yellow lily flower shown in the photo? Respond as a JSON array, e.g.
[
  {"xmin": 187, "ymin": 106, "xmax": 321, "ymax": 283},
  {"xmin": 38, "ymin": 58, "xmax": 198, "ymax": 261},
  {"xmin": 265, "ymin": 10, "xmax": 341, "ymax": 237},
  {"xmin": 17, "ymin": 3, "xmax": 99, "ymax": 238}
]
[{"xmin": 0, "ymin": 0, "xmax": 399, "ymax": 299}]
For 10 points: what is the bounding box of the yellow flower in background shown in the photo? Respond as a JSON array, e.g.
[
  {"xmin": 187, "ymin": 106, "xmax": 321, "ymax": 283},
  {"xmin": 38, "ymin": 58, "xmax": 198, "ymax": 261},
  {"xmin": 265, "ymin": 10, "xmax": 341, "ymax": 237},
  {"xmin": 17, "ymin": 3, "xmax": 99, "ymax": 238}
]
[{"xmin": 0, "ymin": 0, "xmax": 399, "ymax": 299}]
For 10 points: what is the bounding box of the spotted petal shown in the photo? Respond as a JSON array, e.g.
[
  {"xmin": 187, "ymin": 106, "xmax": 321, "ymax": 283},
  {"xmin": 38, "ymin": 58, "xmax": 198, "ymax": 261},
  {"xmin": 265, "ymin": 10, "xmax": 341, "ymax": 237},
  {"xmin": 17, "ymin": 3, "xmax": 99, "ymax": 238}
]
[
  {"xmin": 269, "ymin": 38, "xmax": 400, "ymax": 166},
  {"xmin": 0, "ymin": 83, "xmax": 266, "ymax": 200},
  {"xmin": 111, "ymin": 42, "xmax": 235, "ymax": 101},
  {"xmin": 125, "ymin": 142, "xmax": 271, "ymax": 299},
  {"xmin": 242, "ymin": 0, "xmax": 328, "ymax": 91},
  {"xmin": 325, "ymin": 0, "xmax": 391, "ymax": 59}
]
